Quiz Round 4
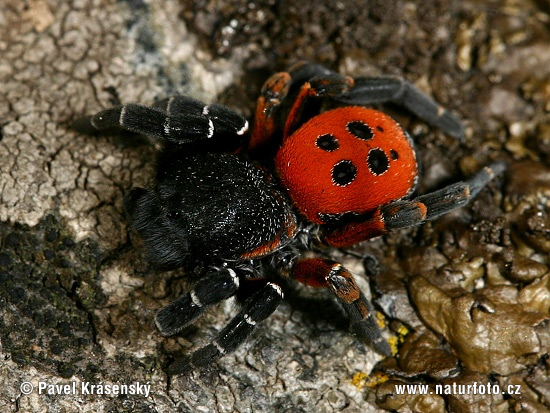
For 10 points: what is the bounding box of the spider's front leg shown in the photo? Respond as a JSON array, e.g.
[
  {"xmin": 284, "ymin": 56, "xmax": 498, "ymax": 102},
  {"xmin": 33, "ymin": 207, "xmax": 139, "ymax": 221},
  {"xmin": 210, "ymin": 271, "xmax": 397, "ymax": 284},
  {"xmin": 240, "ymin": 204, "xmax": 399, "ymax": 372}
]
[
  {"xmin": 249, "ymin": 62, "xmax": 352, "ymax": 153},
  {"xmin": 72, "ymin": 95, "xmax": 248, "ymax": 149},
  {"xmin": 323, "ymin": 161, "xmax": 506, "ymax": 247},
  {"xmin": 167, "ymin": 280, "xmax": 284, "ymax": 375},
  {"xmin": 289, "ymin": 257, "xmax": 392, "ymax": 357},
  {"xmin": 155, "ymin": 266, "xmax": 241, "ymax": 337}
]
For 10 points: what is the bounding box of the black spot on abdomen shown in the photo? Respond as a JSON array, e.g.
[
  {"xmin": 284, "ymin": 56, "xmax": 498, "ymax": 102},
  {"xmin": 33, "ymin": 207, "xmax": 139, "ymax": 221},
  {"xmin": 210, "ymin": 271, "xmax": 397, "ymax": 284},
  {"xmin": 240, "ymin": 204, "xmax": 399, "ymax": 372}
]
[
  {"xmin": 332, "ymin": 160, "xmax": 357, "ymax": 186},
  {"xmin": 347, "ymin": 120, "xmax": 374, "ymax": 140},
  {"xmin": 367, "ymin": 149, "xmax": 389, "ymax": 175}
]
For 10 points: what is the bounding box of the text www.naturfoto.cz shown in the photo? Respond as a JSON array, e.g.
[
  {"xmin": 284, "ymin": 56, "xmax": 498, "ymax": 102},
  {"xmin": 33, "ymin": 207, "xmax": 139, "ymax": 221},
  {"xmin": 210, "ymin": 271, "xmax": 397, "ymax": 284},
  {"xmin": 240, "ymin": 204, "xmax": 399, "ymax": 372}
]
[{"xmin": 394, "ymin": 382, "xmax": 521, "ymax": 396}]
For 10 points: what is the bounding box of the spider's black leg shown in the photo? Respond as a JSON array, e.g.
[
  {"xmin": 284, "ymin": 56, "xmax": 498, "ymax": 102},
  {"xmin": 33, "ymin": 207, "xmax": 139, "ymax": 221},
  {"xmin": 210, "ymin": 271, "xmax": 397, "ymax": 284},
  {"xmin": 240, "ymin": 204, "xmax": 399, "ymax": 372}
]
[
  {"xmin": 72, "ymin": 103, "xmax": 175, "ymax": 139},
  {"xmin": 155, "ymin": 266, "xmax": 240, "ymax": 337},
  {"xmin": 289, "ymin": 257, "xmax": 392, "ymax": 357},
  {"xmin": 153, "ymin": 96, "xmax": 249, "ymax": 146},
  {"xmin": 73, "ymin": 96, "xmax": 248, "ymax": 148},
  {"xmin": 168, "ymin": 282, "xmax": 284, "ymax": 374},
  {"xmin": 381, "ymin": 161, "xmax": 507, "ymax": 230},
  {"xmin": 335, "ymin": 77, "xmax": 465, "ymax": 141},
  {"xmin": 322, "ymin": 161, "xmax": 506, "ymax": 247},
  {"xmin": 414, "ymin": 160, "xmax": 507, "ymax": 221}
]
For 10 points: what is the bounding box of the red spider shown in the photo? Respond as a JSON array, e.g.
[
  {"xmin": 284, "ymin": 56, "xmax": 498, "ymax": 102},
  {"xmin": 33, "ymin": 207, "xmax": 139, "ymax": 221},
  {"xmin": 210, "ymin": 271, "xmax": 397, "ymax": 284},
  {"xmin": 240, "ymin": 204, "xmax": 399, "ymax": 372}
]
[{"xmin": 74, "ymin": 62, "xmax": 505, "ymax": 374}]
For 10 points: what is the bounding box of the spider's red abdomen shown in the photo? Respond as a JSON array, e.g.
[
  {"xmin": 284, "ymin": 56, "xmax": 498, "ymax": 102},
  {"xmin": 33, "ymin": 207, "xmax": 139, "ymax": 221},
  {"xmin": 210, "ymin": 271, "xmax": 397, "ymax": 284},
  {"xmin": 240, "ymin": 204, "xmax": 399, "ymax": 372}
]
[{"xmin": 275, "ymin": 107, "xmax": 418, "ymax": 224}]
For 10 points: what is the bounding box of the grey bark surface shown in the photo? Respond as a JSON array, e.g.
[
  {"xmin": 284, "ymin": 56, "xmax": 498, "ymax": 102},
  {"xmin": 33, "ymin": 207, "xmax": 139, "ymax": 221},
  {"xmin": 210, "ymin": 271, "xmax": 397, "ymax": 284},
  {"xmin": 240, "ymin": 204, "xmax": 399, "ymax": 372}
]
[{"xmin": 2, "ymin": 0, "xmax": 550, "ymax": 412}]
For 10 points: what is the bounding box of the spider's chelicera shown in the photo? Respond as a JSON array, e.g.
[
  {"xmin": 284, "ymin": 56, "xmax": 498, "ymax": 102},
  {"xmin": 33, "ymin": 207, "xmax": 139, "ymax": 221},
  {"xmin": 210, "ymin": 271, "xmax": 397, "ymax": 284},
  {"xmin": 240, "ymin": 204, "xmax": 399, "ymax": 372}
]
[{"xmin": 74, "ymin": 62, "xmax": 505, "ymax": 374}]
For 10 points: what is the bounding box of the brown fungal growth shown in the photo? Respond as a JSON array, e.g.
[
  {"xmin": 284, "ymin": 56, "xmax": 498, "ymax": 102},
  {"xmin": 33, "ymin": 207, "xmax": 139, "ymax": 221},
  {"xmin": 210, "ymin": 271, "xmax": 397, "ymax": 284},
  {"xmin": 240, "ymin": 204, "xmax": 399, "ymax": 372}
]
[{"xmin": 409, "ymin": 275, "xmax": 549, "ymax": 375}]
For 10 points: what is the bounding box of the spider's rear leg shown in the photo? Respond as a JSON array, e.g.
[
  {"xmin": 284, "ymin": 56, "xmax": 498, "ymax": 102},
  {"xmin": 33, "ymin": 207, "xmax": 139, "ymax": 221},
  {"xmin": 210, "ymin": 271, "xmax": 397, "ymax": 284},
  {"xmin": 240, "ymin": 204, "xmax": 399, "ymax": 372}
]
[
  {"xmin": 167, "ymin": 281, "xmax": 284, "ymax": 374},
  {"xmin": 322, "ymin": 161, "xmax": 507, "ymax": 247},
  {"xmin": 290, "ymin": 257, "xmax": 392, "ymax": 357},
  {"xmin": 155, "ymin": 267, "xmax": 240, "ymax": 337},
  {"xmin": 335, "ymin": 77, "xmax": 465, "ymax": 141},
  {"xmin": 378, "ymin": 161, "xmax": 507, "ymax": 232},
  {"xmin": 72, "ymin": 96, "xmax": 248, "ymax": 148},
  {"xmin": 416, "ymin": 160, "xmax": 507, "ymax": 221}
]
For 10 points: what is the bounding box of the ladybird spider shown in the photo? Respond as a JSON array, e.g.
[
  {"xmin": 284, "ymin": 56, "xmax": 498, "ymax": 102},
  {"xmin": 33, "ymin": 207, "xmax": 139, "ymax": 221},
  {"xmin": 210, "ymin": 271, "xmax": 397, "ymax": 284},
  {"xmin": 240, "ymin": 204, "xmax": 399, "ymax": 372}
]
[{"xmin": 74, "ymin": 62, "xmax": 505, "ymax": 374}]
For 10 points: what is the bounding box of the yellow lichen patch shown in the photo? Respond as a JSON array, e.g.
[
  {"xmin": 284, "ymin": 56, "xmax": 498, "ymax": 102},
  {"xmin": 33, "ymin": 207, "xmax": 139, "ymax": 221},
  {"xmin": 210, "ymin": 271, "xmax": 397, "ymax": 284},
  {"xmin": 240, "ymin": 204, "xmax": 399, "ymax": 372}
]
[
  {"xmin": 396, "ymin": 324, "xmax": 409, "ymax": 339},
  {"xmin": 376, "ymin": 311, "xmax": 387, "ymax": 329},
  {"xmin": 386, "ymin": 324, "xmax": 410, "ymax": 355},
  {"xmin": 351, "ymin": 371, "xmax": 390, "ymax": 390},
  {"xmin": 387, "ymin": 335, "xmax": 400, "ymax": 356},
  {"xmin": 366, "ymin": 372, "xmax": 390, "ymax": 388},
  {"xmin": 351, "ymin": 371, "xmax": 368, "ymax": 390}
]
